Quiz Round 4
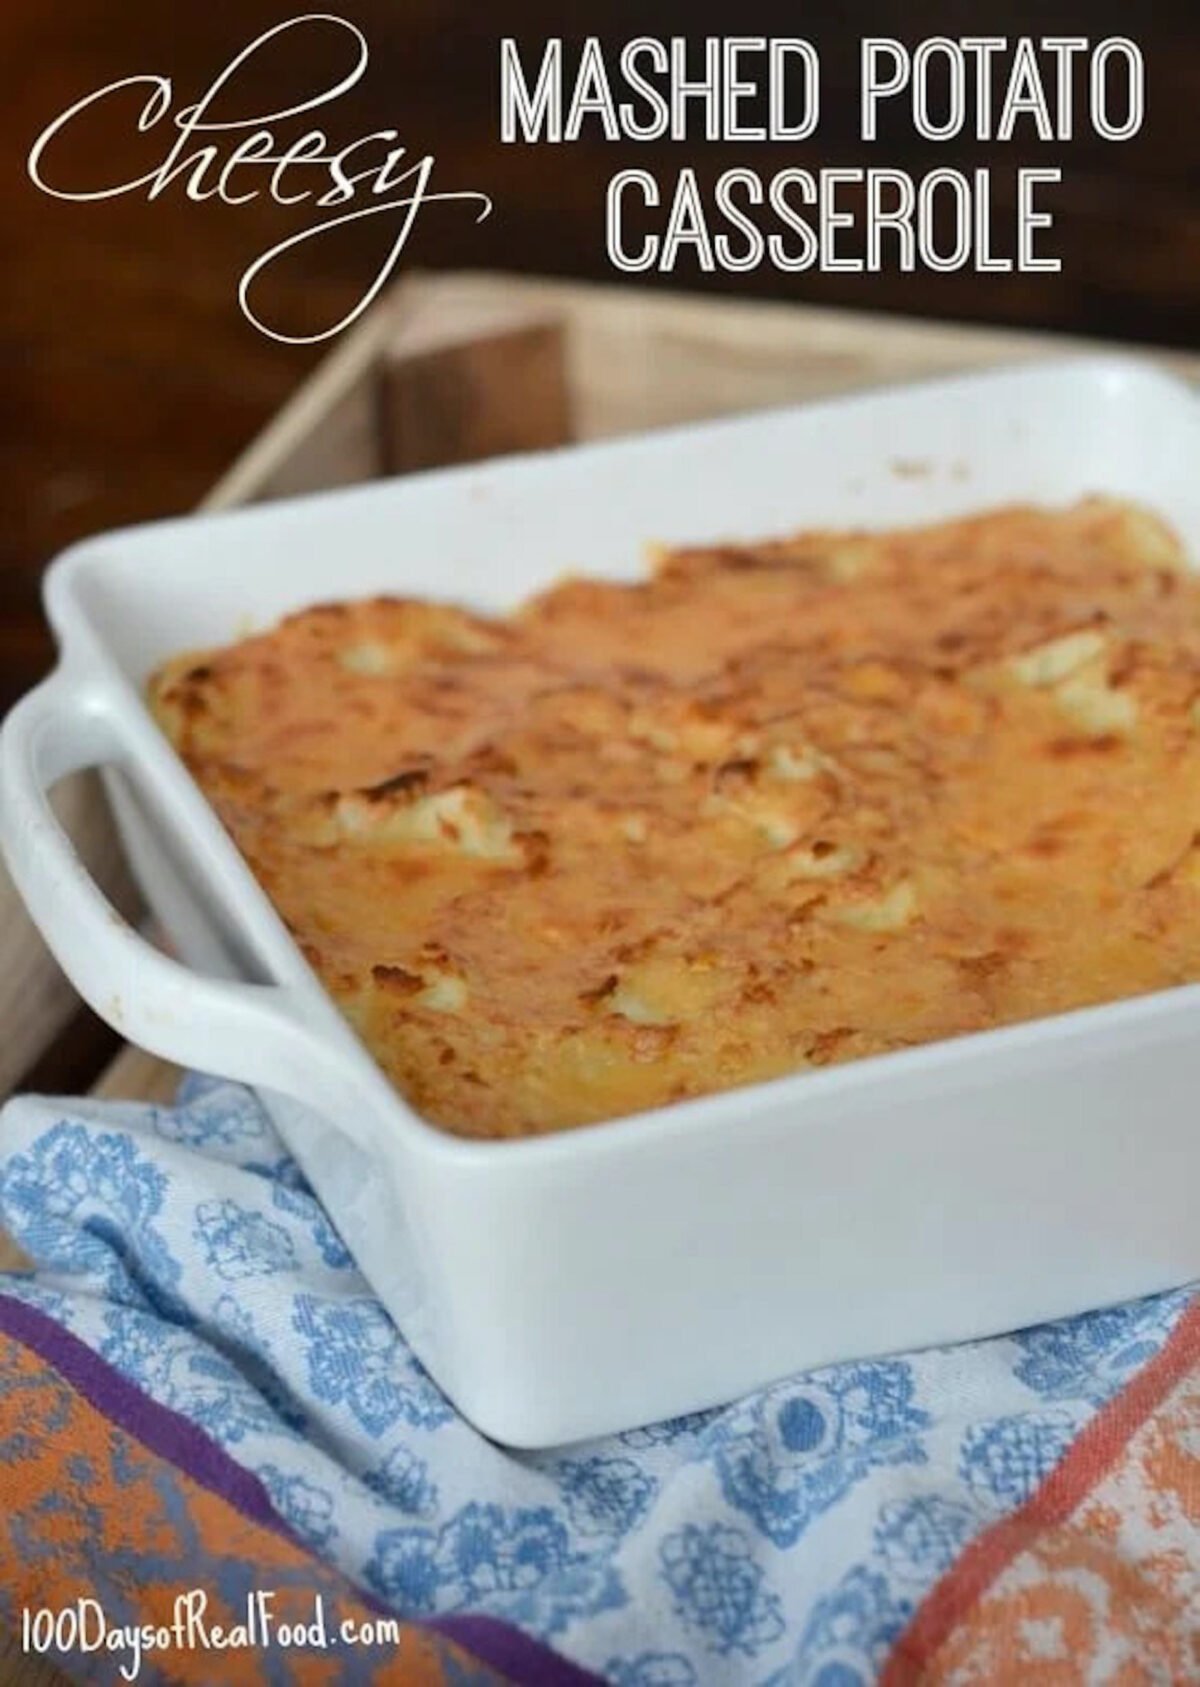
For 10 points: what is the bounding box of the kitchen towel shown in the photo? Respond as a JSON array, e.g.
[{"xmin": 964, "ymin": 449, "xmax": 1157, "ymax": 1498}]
[{"xmin": 1, "ymin": 1075, "xmax": 1198, "ymax": 1685}]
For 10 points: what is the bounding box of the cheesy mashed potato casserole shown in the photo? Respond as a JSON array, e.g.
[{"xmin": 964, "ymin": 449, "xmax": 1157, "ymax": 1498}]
[{"xmin": 150, "ymin": 498, "xmax": 1200, "ymax": 1139}]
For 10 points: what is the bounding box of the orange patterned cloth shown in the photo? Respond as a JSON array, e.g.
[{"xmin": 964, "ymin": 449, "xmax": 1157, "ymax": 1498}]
[
  {"xmin": 0, "ymin": 1300, "xmax": 597, "ymax": 1685},
  {"xmin": 883, "ymin": 1299, "xmax": 1200, "ymax": 1684}
]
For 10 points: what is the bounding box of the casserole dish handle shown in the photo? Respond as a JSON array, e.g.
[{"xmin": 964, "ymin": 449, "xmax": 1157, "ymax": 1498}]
[{"xmin": 0, "ymin": 669, "xmax": 373, "ymax": 1144}]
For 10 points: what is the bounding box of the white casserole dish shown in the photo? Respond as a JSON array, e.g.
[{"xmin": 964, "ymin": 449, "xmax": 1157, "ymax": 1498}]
[{"xmin": 4, "ymin": 358, "xmax": 1200, "ymax": 1448}]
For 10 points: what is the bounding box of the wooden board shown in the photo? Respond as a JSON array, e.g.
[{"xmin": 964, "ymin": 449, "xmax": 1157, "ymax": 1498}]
[{"xmin": 2, "ymin": 271, "xmax": 1198, "ymax": 1684}]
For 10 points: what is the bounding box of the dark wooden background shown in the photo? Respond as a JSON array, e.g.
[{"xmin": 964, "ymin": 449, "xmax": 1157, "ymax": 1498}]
[{"xmin": 3, "ymin": 0, "xmax": 1198, "ymax": 716}]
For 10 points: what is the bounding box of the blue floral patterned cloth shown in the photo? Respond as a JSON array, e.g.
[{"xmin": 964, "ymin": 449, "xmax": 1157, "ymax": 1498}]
[{"xmin": 0, "ymin": 1076, "xmax": 1191, "ymax": 1686}]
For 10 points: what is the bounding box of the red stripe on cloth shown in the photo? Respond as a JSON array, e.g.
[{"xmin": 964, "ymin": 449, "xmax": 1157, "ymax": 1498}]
[{"xmin": 881, "ymin": 1293, "xmax": 1200, "ymax": 1687}]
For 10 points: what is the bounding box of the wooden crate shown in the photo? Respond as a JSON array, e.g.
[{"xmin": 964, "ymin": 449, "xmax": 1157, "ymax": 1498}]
[{"xmin": 1, "ymin": 269, "xmax": 1198, "ymax": 1683}]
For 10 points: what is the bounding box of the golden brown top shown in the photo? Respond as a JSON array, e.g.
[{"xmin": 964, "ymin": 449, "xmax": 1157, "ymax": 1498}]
[{"xmin": 149, "ymin": 497, "xmax": 1200, "ymax": 1139}]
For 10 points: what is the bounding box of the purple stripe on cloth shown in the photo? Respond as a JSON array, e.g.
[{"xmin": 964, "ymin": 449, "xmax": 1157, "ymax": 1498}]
[
  {"xmin": 0, "ymin": 1290, "xmax": 288, "ymax": 1537},
  {"xmin": 432, "ymin": 1615, "xmax": 610, "ymax": 1687}
]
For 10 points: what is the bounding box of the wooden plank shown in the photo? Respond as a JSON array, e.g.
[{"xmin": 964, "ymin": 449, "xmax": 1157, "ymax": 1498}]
[
  {"xmin": 0, "ymin": 774, "xmax": 140, "ymax": 1099},
  {"xmin": 205, "ymin": 292, "xmax": 404, "ymax": 511},
  {"xmin": 385, "ymin": 314, "xmax": 571, "ymax": 472},
  {"xmin": 386, "ymin": 273, "xmax": 1200, "ymax": 444},
  {"xmin": 90, "ymin": 1044, "xmax": 182, "ymax": 1105}
]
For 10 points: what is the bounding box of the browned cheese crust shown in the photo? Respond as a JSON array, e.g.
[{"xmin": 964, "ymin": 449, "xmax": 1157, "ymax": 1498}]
[{"xmin": 148, "ymin": 498, "xmax": 1200, "ymax": 1138}]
